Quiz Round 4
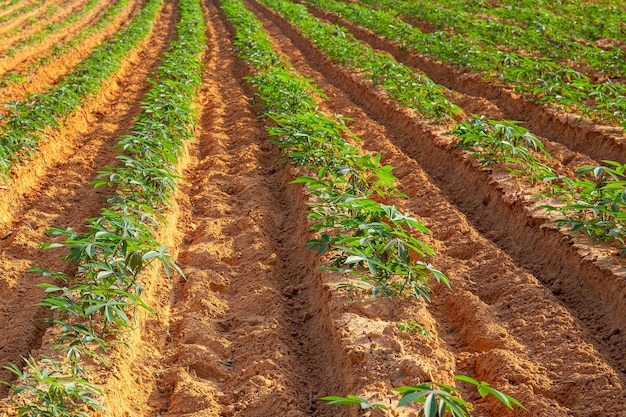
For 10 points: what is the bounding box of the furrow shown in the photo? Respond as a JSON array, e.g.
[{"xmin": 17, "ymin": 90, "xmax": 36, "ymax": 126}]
[
  {"xmin": 145, "ymin": 2, "xmax": 349, "ymax": 416},
  {"xmin": 0, "ymin": 0, "xmax": 140, "ymax": 116},
  {"xmin": 0, "ymin": 0, "xmax": 114, "ymax": 74},
  {"xmin": 0, "ymin": 0, "xmax": 88, "ymax": 51},
  {"xmin": 0, "ymin": 0, "xmax": 52, "ymax": 36}
]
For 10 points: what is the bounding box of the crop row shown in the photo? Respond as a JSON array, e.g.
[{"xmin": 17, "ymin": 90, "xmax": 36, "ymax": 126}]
[
  {"xmin": 262, "ymin": 1, "xmax": 626, "ymax": 250},
  {"xmin": 310, "ymin": 0, "xmax": 626, "ymax": 131},
  {"xmin": 0, "ymin": 0, "xmax": 131, "ymax": 88},
  {"xmin": 375, "ymin": 0, "xmax": 626, "ymax": 77},
  {"xmin": 2, "ymin": 0, "xmax": 206, "ymax": 414},
  {"xmin": 1, "ymin": 0, "xmax": 58, "ymax": 38},
  {"xmin": 0, "ymin": 0, "xmax": 19, "ymax": 13},
  {"xmin": 2, "ymin": 0, "xmax": 102, "ymax": 59},
  {"xmin": 222, "ymin": 0, "xmax": 450, "ymax": 299},
  {"xmin": 0, "ymin": 0, "xmax": 161, "ymax": 177}
]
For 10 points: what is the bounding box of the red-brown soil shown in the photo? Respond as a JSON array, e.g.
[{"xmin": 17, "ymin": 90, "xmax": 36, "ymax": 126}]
[
  {"xmin": 0, "ymin": 0, "xmax": 54, "ymax": 36},
  {"xmin": 0, "ymin": 0, "xmax": 625, "ymax": 416}
]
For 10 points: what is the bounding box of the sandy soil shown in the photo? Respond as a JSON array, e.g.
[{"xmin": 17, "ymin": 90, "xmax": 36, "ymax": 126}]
[{"xmin": 0, "ymin": 0, "xmax": 624, "ymax": 416}]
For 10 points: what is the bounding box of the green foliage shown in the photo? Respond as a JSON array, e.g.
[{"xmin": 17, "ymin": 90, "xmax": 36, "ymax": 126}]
[
  {"xmin": 540, "ymin": 160, "xmax": 626, "ymax": 251},
  {"xmin": 4, "ymin": 0, "xmax": 101, "ymax": 57},
  {"xmin": 395, "ymin": 320, "xmax": 430, "ymax": 337},
  {"xmin": 223, "ymin": 0, "xmax": 446, "ymax": 299},
  {"xmin": 308, "ymin": 0, "xmax": 626, "ymax": 130},
  {"xmin": 2, "ymin": 356, "xmax": 102, "ymax": 417},
  {"xmin": 453, "ymin": 115, "xmax": 553, "ymax": 179},
  {"xmin": 262, "ymin": 0, "xmax": 460, "ymax": 124},
  {"xmin": 318, "ymin": 395, "xmax": 388, "ymax": 410},
  {"xmin": 321, "ymin": 375, "xmax": 525, "ymax": 416},
  {"xmin": 0, "ymin": 0, "xmax": 162, "ymax": 176},
  {"xmin": 4, "ymin": 0, "xmax": 206, "ymax": 414}
]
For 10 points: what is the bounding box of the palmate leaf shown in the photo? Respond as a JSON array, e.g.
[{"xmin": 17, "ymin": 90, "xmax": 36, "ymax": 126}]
[
  {"xmin": 454, "ymin": 375, "xmax": 526, "ymax": 410},
  {"xmin": 319, "ymin": 395, "xmax": 388, "ymax": 409}
]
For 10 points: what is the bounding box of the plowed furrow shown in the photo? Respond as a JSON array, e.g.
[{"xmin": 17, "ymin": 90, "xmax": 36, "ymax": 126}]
[
  {"xmin": 0, "ymin": 0, "xmax": 54, "ymax": 35},
  {"xmin": 246, "ymin": 2, "xmax": 626, "ymax": 415},
  {"xmin": 303, "ymin": 2, "xmax": 626, "ymax": 164},
  {"xmin": 147, "ymin": 2, "xmax": 347, "ymax": 416},
  {"xmin": 0, "ymin": 0, "xmax": 177, "ymax": 397}
]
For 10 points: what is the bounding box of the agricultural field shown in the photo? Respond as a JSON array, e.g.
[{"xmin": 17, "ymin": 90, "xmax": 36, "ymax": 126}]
[{"xmin": 0, "ymin": 0, "xmax": 625, "ymax": 416}]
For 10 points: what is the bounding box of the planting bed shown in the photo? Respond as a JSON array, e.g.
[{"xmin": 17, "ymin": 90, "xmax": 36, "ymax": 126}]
[{"xmin": 0, "ymin": 0, "xmax": 625, "ymax": 416}]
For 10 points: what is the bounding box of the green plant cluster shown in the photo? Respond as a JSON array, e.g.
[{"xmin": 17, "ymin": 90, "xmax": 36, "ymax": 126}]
[
  {"xmin": 306, "ymin": 0, "xmax": 626, "ymax": 130},
  {"xmin": 268, "ymin": 0, "xmax": 460, "ymax": 123},
  {"xmin": 2, "ymin": 3, "xmax": 57, "ymax": 37},
  {"xmin": 0, "ymin": 0, "xmax": 161, "ymax": 177},
  {"xmin": 2, "ymin": 0, "xmax": 206, "ymax": 415},
  {"xmin": 440, "ymin": 0, "xmax": 626, "ymax": 45},
  {"xmin": 0, "ymin": 0, "xmax": 20, "ymax": 13},
  {"xmin": 0, "ymin": 0, "xmax": 131, "ymax": 89},
  {"xmin": 453, "ymin": 116, "xmax": 552, "ymax": 179},
  {"xmin": 541, "ymin": 161, "xmax": 626, "ymax": 251},
  {"xmin": 268, "ymin": 1, "xmax": 626, "ymax": 248},
  {"xmin": 3, "ymin": 0, "xmax": 102, "ymax": 58},
  {"xmin": 321, "ymin": 375, "xmax": 525, "ymax": 416},
  {"xmin": 259, "ymin": 0, "xmax": 555, "ymax": 173},
  {"xmin": 223, "ymin": 0, "xmax": 447, "ymax": 299}
]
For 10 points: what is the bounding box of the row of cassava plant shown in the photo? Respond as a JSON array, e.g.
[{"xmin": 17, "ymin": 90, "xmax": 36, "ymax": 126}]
[
  {"xmin": 228, "ymin": 1, "xmax": 526, "ymax": 412},
  {"xmin": 442, "ymin": 0, "xmax": 626, "ymax": 45},
  {"xmin": 2, "ymin": 0, "xmax": 102, "ymax": 59},
  {"xmin": 361, "ymin": 0, "xmax": 626, "ymax": 77},
  {"xmin": 0, "ymin": 0, "xmax": 19, "ymax": 13},
  {"xmin": 0, "ymin": 0, "xmax": 131, "ymax": 88},
  {"xmin": 222, "ymin": 0, "xmax": 447, "ymax": 299},
  {"xmin": 0, "ymin": 0, "xmax": 162, "ymax": 177},
  {"xmin": 2, "ymin": 0, "xmax": 206, "ymax": 415},
  {"xmin": 264, "ymin": 1, "xmax": 626, "ymax": 250},
  {"xmin": 306, "ymin": 0, "xmax": 626, "ymax": 131}
]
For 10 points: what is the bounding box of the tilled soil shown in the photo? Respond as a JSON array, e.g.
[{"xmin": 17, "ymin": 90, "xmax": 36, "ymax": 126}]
[{"xmin": 0, "ymin": 0, "xmax": 625, "ymax": 416}]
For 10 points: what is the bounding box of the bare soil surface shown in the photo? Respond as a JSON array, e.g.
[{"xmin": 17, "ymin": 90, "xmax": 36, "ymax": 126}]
[{"xmin": 0, "ymin": 1, "xmax": 625, "ymax": 416}]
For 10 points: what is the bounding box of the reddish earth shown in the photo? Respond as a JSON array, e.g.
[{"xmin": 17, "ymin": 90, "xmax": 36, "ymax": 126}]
[{"xmin": 0, "ymin": 0, "xmax": 625, "ymax": 416}]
